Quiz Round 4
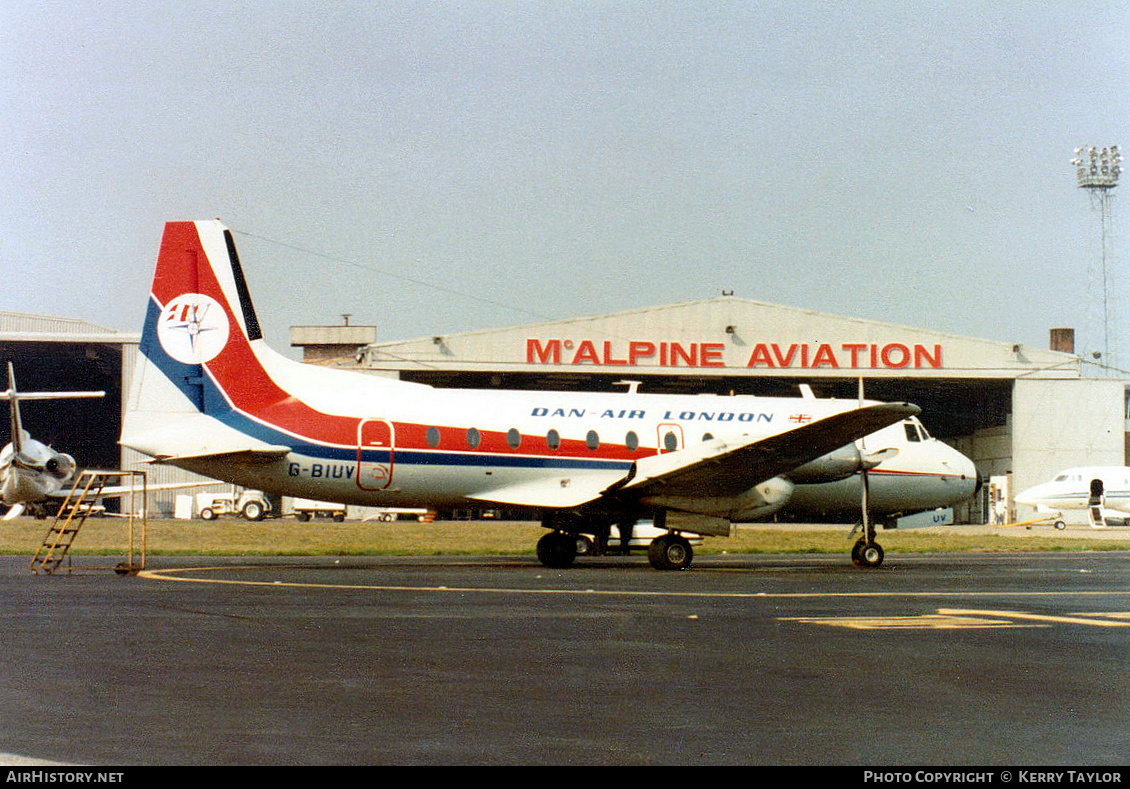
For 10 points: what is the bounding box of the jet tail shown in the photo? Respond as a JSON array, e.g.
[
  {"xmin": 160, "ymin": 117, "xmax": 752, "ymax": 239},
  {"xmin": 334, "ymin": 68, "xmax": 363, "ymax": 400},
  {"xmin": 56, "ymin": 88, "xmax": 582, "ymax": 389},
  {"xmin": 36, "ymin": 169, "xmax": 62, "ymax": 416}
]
[{"xmin": 1, "ymin": 362, "xmax": 104, "ymax": 456}]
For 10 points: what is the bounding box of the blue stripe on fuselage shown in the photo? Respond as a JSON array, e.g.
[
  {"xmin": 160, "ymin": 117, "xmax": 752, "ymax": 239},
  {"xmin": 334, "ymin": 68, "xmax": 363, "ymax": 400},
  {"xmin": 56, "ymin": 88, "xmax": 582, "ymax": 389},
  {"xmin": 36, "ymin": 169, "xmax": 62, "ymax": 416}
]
[{"xmin": 139, "ymin": 297, "xmax": 631, "ymax": 474}]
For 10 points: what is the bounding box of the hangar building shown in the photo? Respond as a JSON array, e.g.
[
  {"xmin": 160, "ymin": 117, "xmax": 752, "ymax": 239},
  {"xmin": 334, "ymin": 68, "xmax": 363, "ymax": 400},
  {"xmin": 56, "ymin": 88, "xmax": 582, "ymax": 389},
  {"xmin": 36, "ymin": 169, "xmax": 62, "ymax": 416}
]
[
  {"xmin": 0, "ymin": 310, "xmax": 213, "ymax": 515},
  {"xmin": 301, "ymin": 296, "xmax": 1127, "ymax": 524},
  {"xmin": 5, "ymin": 297, "xmax": 1124, "ymax": 524}
]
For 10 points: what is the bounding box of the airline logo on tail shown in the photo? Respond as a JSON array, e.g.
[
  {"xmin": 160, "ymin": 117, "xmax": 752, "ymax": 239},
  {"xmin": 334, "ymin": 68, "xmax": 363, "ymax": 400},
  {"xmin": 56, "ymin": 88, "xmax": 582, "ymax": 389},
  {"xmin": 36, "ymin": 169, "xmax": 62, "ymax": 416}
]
[{"xmin": 157, "ymin": 294, "xmax": 230, "ymax": 364}]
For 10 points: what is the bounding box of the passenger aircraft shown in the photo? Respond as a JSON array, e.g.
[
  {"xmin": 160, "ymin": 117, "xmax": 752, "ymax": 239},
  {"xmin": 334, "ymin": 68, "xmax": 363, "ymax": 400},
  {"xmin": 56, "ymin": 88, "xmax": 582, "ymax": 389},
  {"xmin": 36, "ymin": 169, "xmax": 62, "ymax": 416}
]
[
  {"xmin": 1015, "ymin": 467, "xmax": 1130, "ymax": 527},
  {"xmin": 120, "ymin": 220, "xmax": 980, "ymax": 569}
]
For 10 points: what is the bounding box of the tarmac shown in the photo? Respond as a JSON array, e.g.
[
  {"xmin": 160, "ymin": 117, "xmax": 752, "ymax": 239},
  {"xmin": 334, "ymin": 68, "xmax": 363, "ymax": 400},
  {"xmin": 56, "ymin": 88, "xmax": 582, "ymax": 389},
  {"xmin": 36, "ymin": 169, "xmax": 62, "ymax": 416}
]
[{"xmin": 4, "ymin": 542, "xmax": 1130, "ymax": 766}]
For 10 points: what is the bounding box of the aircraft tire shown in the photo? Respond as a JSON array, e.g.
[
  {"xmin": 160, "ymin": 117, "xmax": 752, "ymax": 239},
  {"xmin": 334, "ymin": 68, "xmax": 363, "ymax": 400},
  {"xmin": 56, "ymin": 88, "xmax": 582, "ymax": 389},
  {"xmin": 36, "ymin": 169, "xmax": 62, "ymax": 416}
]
[
  {"xmin": 648, "ymin": 534, "xmax": 693, "ymax": 571},
  {"xmin": 537, "ymin": 532, "xmax": 577, "ymax": 569},
  {"xmin": 852, "ymin": 540, "xmax": 884, "ymax": 568}
]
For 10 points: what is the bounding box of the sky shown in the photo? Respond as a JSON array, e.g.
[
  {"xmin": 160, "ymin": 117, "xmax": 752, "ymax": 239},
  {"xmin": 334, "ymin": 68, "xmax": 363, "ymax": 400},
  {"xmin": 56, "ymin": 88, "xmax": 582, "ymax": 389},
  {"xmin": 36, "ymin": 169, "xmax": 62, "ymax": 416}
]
[{"xmin": 3, "ymin": 1, "xmax": 1129, "ymax": 365}]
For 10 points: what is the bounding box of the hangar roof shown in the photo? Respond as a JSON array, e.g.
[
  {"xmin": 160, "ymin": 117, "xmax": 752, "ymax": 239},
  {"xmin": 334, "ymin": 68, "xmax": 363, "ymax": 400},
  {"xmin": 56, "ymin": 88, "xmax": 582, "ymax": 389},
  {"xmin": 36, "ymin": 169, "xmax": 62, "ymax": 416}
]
[
  {"xmin": 0, "ymin": 310, "xmax": 139, "ymax": 344},
  {"xmin": 364, "ymin": 296, "xmax": 1079, "ymax": 380}
]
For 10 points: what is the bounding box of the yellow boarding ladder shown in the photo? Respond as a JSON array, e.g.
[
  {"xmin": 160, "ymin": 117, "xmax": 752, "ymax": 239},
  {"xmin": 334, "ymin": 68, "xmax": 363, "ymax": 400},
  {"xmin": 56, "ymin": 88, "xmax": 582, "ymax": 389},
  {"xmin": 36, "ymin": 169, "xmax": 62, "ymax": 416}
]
[{"xmin": 29, "ymin": 470, "xmax": 147, "ymax": 575}]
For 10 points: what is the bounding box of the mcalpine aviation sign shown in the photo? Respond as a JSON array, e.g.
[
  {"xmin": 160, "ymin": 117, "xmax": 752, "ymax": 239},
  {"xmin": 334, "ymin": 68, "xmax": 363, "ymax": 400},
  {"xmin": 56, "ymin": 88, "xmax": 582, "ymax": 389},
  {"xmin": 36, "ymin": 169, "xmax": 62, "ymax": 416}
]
[{"xmin": 526, "ymin": 338, "xmax": 944, "ymax": 370}]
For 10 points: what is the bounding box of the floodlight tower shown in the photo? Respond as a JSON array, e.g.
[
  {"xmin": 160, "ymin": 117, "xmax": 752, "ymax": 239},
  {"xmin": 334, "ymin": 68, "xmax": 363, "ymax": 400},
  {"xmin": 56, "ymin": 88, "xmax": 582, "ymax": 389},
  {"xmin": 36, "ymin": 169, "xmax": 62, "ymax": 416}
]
[{"xmin": 1071, "ymin": 145, "xmax": 1122, "ymax": 372}]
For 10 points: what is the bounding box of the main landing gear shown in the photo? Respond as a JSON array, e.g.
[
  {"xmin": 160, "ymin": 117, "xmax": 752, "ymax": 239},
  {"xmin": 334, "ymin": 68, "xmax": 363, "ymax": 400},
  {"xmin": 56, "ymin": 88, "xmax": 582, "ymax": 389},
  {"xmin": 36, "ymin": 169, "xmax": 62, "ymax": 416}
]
[{"xmin": 535, "ymin": 529, "xmax": 695, "ymax": 571}]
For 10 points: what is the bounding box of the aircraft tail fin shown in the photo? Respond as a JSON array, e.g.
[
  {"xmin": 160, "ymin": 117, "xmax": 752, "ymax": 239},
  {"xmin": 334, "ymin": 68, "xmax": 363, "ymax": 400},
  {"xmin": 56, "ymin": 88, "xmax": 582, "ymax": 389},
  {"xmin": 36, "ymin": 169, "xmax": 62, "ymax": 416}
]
[
  {"xmin": 1, "ymin": 362, "xmax": 104, "ymax": 456},
  {"xmin": 122, "ymin": 221, "xmax": 350, "ymax": 462},
  {"xmin": 122, "ymin": 220, "xmax": 289, "ymax": 456}
]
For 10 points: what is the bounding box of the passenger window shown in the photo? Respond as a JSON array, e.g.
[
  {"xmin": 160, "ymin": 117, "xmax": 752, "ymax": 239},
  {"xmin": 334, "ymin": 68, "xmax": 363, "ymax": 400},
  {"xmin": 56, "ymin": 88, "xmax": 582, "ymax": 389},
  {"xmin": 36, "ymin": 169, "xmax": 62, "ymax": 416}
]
[
  {"xmin": 664, "ymin": 431, "xmax": 679, "ymax": 452},
  {"xmin": 546, "ymin": 429, "xmax": 561, "ymax": 450},
  {"xmin": 466, "ymin": 428, "xmax": 481, "ymax": 449},
  {"xmin": 702, "ymin": 433, "xmax": 714, "ymax": 442},
  {"xmin": 426, "ymin": 427, "xmax": 441, "ymax": 448},
  {"xmin": 507, "ymin": 428, "xmax": 521, "ymax": 449},
  {"xmin": 625, "ymin": 431, "xmax": 639, "ymax": 452},
  {"xmin": 586, "ymin": 430, "xmax": 599, "ymax": 451}
]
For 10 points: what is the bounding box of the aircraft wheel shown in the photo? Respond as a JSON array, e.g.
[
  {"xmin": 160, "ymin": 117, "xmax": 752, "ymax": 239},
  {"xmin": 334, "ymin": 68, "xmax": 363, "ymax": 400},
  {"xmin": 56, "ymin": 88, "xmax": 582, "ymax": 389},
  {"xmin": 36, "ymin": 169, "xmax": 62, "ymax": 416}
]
[
  {"xmin": 537, "ymin": 532, "xmax": 577, "ymax": 569},
  {"xmin": 648, "ymin": 534, "xmax": 693, "ymax": 571},
  {"xmin": 852, "ymin": 539, "xmax": 884, "ymax": 568}
]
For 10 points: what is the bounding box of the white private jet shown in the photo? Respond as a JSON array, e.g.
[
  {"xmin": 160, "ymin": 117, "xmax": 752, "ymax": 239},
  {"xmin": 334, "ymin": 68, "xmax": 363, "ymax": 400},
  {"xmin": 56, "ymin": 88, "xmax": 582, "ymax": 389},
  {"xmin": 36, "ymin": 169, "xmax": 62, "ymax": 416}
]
[
  {"xmin": 0, "ymin": 363, "xmax": 105, "ymax": 519},
  {"xmin": 121, "ymin": 220, "xmax": 980, "ymax": 569},
  {"xmin": 1015, "ymin": 467, "xmax": 1130, "ymax": 528},
  {"xmin": 1, "ymin": 362, "xmax": 220, "ymax": 520}
]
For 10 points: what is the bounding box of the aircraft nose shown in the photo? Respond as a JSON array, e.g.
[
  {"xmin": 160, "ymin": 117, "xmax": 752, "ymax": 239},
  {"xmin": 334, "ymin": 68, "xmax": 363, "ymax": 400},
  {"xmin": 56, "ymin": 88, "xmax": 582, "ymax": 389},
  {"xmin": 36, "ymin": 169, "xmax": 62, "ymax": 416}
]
[{"xmin": 946, "ymin": 448, "xmax": 980, "ymax": 499}]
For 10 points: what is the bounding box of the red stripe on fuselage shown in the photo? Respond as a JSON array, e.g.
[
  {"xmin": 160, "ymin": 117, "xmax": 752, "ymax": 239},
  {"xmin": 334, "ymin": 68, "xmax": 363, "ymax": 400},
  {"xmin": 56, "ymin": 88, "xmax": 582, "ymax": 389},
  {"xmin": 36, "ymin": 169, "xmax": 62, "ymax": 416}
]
[{"xmin": 151, "ymin": 222, "xmax": 649, "ymax": 462}]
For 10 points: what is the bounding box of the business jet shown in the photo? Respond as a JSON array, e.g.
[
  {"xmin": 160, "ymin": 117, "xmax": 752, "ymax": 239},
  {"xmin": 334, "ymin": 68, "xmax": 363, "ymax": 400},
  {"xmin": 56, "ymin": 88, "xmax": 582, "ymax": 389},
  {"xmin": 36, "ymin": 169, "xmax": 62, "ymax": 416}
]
[
  {"xmin": 1015, "ymin": 467, "xmax": 1130, "ymax": 528},
  {"xmin": 120, "ymin": 220, "xmax": 980, "ymax": 569},
  {"xmin": 1, "ymin": 362, "xmax": 218, "ymax": 520},
  {"xmin": 0, "ymin": 363, "xmax": 105, "ymax": 519}
]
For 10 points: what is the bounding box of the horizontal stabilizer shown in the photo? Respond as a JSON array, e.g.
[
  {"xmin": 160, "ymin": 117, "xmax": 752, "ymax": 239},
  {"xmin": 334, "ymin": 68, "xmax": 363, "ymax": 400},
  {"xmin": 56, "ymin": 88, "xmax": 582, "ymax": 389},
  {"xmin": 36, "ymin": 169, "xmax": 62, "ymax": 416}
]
[
  {"xmin": 149, "ymin": 447, "xmax": 291, "ymax": 468},
  {"xmin": 0, "ymin": 391, "xmax": 105, "ymax": 401}
]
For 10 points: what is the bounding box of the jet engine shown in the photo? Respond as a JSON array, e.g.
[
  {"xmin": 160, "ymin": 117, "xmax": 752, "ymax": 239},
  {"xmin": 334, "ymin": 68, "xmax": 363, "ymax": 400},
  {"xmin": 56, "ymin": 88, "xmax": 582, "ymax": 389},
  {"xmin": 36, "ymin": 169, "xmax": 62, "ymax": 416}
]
[{"xmin": 44, "ymin": 452, "xmax": 76, "ymax": 480}]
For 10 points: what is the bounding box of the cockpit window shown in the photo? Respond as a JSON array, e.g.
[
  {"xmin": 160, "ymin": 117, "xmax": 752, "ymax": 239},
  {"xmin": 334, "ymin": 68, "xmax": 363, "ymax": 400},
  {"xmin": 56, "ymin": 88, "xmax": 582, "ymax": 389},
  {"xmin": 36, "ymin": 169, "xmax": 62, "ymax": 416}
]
[{"xmin": 904, "ymin": 423, "xmax": 921, "ymax": 442}]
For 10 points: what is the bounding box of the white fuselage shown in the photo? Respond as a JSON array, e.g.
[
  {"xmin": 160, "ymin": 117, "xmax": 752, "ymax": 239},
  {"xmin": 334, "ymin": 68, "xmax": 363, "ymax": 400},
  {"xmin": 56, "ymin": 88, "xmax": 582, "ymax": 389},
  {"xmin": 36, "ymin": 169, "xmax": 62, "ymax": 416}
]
[{"xmin": 1015, "ymin": 467, "xmax": 1130, "ymax": 515}]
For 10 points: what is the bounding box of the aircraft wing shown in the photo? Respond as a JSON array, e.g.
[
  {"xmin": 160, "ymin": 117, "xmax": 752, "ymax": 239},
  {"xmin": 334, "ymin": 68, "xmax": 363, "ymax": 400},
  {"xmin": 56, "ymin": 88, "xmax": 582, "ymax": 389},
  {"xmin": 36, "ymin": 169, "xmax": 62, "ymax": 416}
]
[
  {"xmin": 609, "ymin": 402, "xmax": 919, "ymax": 500},
  {"xmin": 45, "ymin": 479, "xmax": 226, "ymax": 500},
  {"xmin": 468, "ymin": 402, "xmax": 918, "ymax": 511}
]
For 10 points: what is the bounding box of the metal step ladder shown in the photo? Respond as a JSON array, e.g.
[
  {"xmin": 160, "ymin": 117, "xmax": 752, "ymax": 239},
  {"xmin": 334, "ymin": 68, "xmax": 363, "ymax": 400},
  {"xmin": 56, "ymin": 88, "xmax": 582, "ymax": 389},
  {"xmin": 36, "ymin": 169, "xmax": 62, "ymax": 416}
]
[{"xmin": 29, "ymin": 470, "xmax": 147, "ymax": 575}]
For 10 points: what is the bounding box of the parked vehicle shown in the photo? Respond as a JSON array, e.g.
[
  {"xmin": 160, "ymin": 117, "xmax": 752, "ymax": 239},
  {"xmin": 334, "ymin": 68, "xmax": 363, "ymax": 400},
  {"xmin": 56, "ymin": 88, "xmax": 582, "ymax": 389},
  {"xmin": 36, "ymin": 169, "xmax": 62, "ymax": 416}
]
[{"xmin": 196, "ymin": 490, "xmax": 274, "ymax": 521}]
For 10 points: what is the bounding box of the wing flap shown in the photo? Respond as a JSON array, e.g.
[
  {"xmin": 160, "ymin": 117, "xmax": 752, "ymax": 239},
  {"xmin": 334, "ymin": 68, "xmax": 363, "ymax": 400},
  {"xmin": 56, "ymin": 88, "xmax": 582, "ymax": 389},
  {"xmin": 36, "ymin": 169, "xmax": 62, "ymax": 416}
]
[{"xmin": 468, "ymin": 471, "xmax": 624, "ymax": 509}]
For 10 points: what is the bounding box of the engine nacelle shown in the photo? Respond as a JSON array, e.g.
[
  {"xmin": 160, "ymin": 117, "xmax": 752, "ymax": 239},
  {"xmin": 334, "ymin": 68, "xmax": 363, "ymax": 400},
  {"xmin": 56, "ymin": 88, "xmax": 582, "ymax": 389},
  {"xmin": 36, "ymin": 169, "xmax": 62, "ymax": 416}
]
[
  {"xmin": 45, "ymin": 453, "xmax": 76, "ymax": 479},
  {"xmin": 786, "ymin": 445, "xmax": 864, "ymax": 484},
  {"xmin": 643, "ymin": 475, "xmax": 795, "ymax": 523},
  {"xmin": 787, "ymin": 445, "xmax": 899, "ymax": 484}
]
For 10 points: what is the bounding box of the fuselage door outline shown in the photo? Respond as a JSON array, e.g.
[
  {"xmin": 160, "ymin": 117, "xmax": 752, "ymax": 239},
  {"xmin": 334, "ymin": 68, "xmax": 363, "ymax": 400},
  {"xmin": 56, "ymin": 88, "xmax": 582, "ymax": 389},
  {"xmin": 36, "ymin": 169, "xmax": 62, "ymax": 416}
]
[{"xmin": 358, "ymin": 418, "xmax": 395, "ymax": 490}]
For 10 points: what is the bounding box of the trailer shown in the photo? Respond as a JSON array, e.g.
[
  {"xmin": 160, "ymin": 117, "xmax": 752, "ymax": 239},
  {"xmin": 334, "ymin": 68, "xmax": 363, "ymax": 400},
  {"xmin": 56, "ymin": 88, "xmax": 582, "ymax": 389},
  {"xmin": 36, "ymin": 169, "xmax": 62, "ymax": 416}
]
[{"xmin": 292, "ymin": 498, "xmax": 347, "ymax": 522}]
